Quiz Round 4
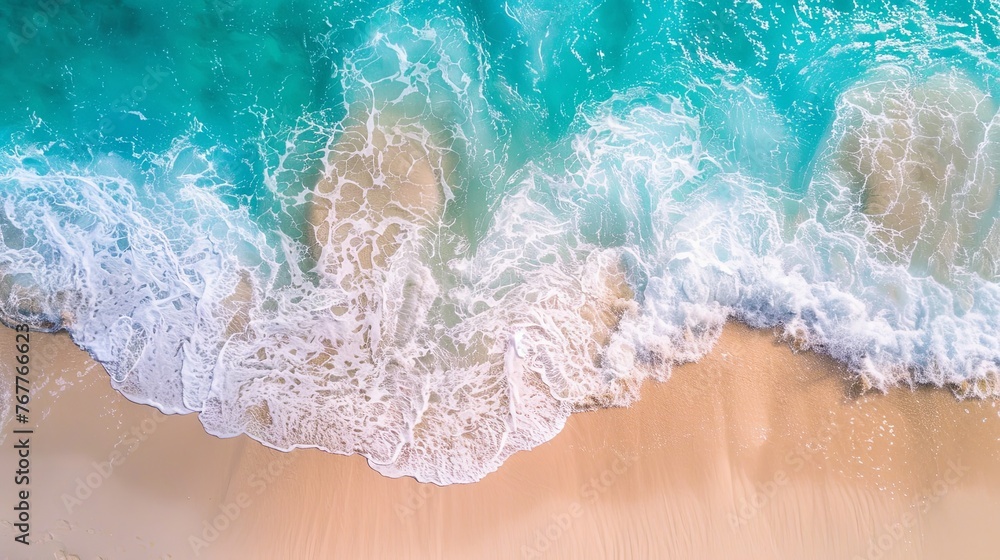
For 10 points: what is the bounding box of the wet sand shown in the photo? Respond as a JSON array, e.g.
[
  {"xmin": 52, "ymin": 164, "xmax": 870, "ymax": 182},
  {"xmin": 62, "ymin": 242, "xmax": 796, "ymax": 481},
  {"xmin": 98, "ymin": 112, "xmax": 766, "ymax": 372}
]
[{"xmin": 2, "ymin": 323, "xmax": 1000, "ymax": 559}]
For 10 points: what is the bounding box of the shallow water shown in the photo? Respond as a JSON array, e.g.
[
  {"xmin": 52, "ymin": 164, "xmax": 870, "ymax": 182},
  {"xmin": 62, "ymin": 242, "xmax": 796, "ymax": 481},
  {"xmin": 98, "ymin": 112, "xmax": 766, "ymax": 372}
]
[{"xmin": 3, "ymin": 0, "xmax": 1000, "ymax": 483}]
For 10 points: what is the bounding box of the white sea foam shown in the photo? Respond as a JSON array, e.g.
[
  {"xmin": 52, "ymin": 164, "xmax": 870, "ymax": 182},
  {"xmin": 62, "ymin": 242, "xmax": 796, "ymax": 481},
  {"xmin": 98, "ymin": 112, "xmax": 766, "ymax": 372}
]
[{"xmin": 3, "ymin": 32, "xmax": 1000, "ymax": 485}]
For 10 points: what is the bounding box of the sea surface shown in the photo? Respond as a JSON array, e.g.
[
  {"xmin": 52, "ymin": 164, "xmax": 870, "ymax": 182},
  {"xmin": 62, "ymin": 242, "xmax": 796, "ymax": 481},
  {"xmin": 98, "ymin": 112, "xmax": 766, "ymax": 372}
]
[{"xmin": 3, "ymin": 0, "xmax": 1000, "ymax": 483}]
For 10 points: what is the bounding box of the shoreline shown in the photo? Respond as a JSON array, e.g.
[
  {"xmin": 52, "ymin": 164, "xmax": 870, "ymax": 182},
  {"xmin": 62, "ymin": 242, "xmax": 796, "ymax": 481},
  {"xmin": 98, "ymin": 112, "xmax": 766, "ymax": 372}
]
[{"xmin": 1, "ymin": 323, "xmax": 999, "ymax": 559}]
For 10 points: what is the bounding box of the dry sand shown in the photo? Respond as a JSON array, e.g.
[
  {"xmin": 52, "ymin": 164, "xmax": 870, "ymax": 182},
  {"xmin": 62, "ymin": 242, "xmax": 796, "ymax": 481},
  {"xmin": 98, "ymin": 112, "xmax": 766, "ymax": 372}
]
[{"xmin": 2, "ymin": 322, "xmax": 1000, "ymax": 559}]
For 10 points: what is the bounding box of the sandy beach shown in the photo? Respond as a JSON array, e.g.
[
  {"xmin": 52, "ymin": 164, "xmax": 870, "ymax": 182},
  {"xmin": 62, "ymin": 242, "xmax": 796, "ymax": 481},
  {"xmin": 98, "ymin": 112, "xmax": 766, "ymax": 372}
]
[
  {"xmin": 2, "ymin": 322, "xmax": 1000, "ymax": 560},
  {"xmin": 5, "ymin": 3, "xmax": 1000, "ymax": 560}
]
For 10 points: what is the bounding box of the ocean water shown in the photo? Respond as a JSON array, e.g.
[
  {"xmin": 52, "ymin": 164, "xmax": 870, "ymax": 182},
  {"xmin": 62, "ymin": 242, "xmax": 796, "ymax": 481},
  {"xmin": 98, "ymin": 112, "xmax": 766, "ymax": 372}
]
[{"xmin": 3, "ymin": 0, "xmax": 1000, "ymax": 483}]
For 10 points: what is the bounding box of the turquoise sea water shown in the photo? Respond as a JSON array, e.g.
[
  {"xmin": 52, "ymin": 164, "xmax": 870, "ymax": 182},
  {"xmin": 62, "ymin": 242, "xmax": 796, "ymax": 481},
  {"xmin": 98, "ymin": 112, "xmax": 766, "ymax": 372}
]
[{"xmin": 4, "ymin": 0, "xmax": 1000, "ymax": 482}]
